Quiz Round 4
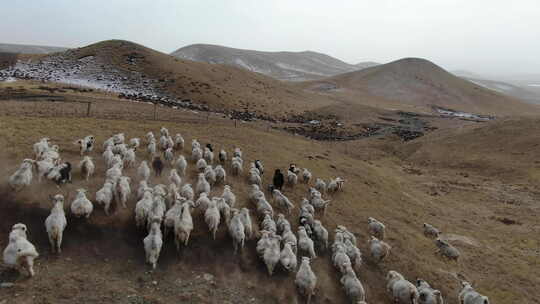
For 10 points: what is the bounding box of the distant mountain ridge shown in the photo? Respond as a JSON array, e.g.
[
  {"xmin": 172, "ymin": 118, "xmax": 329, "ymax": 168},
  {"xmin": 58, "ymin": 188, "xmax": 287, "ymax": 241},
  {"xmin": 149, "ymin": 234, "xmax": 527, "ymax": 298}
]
[
  {"xmin": 0, "ymin": 43, "xmax": 68, "ymax": 54},
  {"xmin": 171, "ymin": 44, "xmax": 362, "ymax": 81}
]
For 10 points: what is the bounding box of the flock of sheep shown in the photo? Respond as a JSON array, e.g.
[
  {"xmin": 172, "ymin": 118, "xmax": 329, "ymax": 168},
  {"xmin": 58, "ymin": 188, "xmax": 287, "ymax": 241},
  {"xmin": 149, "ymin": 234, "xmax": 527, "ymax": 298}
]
[{"xmin": 4, "ymin": 127, "xmax": 490, "ymax": 304}]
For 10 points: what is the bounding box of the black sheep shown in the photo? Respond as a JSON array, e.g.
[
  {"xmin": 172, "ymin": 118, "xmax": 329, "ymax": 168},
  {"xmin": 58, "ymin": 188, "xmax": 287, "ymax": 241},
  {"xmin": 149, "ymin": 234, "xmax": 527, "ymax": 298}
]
[
  {"xmin": 56, "ymin": 162, "xmax": 72, "ymax": 184},
  {"xmin": 206, "ymin": 143, "xmax": 213, "ymax": 152},
  {"xmin": 152, "ymin": 156, "xmax": 163, "ymax": 177},
  {"xmin": 272, "ymin": 169, "xmax": 284, "ymax": 190}
]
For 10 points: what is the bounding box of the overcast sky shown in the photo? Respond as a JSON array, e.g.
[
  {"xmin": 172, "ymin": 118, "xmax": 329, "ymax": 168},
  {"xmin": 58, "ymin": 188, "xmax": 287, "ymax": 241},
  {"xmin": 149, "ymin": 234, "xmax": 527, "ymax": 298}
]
[{"xmin": 1, "ymin": 0, "xmax": 539, "ymax": 77}]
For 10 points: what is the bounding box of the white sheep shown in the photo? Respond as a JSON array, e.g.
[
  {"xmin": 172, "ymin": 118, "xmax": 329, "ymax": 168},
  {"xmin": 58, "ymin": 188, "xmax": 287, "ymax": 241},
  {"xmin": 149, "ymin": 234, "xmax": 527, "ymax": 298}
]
[
  {"xmin": 169, "ymin": 169, "xmax": 182, "ymax": 188},
  {"xmin": 280, "ymin": 241, "xmax": 297, "ymax": 272},
  {"xmin": 327, "ymin": 177, "xmax": 345, "ymax": 193},
  {"xmin": 147, "ymin": 195, "xmax": 166, "ymax": 230},
  {"xmin": 129, "ymin": 137, "xmax": 141, "ymax": 150},
  {"xmin": 435, "ymin": 239, "xmax": 460, "ymax": 261},
  {"xmin": 458, "ymin": 281, "xmax": 489, "ymax": 304},
  {"xmin": 106, "ymin": 163, "xmax": 123, "ymax": 183},
  {"xmin": 196, "ymin": 158, "xmax": 207, "ymax": 172},
  {"xmin": 191, "ymin": 139, "xmax": 201, "ymax": 150},
  {"xmin": 103, "ymin": 136, "xmax": 115, "ymax": 151},
  {"xmin": 240, "ymin": 208, "xmax": 253, "ymax": 240},
  {"xmin": 218, "ymin": 149, "xmax": 227, "ymax": 164},
  {"xmin": 116, "ymin": 176, "xmax": 131, "ymax": 209},
  {"xmin": 249, "ymin": 184, "xmax": 265, "ymax": 203},
  {"xmin": 164, "ymin": 147, "xmax": 174, "ymax": 164},
  {"xmin": 340, "ymin": 262, "xmax": 367, "ymax": 304},
  {"xmin": 248, "ymin": 170, "xmax": 262, "ymax": 186},
  {"xmin": 282, "ymin": 226, "xmax": 298, "ymax": 254},
  {"xmin": 287, "ymin": 170, "xmax": 298, "ymax": 187},
  {"xmin": 3, "ymin": 225, "xmax": 39, "ymax": 277},
  {"xmin": 416, "ymin": 279, "xmax": 444, "ymax": 304},
  {"xmin": 96, "ymin": 181, "xmax": 115, "ymax": 215},
  {"xmin": 166, "ymin": 183, "xmax": 179, "ymax": 208},
  {"xmin": 39, "ymin": 145, "xmax": 60, "ymax": 163},
  {"xmin": 204, "ymin": 198, "xmax": 221, "ymax": 240},
  {"xmin": 204, "ymin": 165, "xmax": 217, "ymax": 185},
  {"xmin": 160, "ymin": 126, "xmax": 169, "ymax": 137},
  {"xmin": 123, "ymin": 148, "xmax": 136, "ymax": 168},
  {"xmin": 228, "ymin": 209, "xmax": 245, "ymax": 254},
  {"xmin": 147, "ymin": 140, "xmax": 157, "ymax": 157},
  {"xmin": 174, "ymin": 155, "xmax": 188, "ymax": 176},
  {"xmin": 203, "ymin": 147, "xmax": 214, "ymax": 164},
  {"xmin": 233, "ymin": 147, "xmax": 242, "ymax": 158},
  {"xmin": 276, "ymin": 213, "xmax": 291, "ymax": 234},
  {"xmin": 75, "ymin": 135, "xmax": 95, "ymax": 155},
  {"xmin": 386, "ymin": 270, "xmax": 420, "ymax": 304},
  {"xmin": 164, "ymin": 198, "xmax": 184, "ymax": 239},
  {"xmin": 295, "ymin": 257, "xmax": 317, "ymax": 304},
  {"xmin": 137, "ymin": 180, "xmax": 152, "ymax": 200},
  {"xmin": 33, "ymin": 137, "xmax": 50, "ymax": 158},
  {"xmin": 174, "ymin": 200, "xmax": 195, "ymax": 250},
  {"xmin": 159, "ymin": 135, "xmax": 171, "ymax": 151},
  {"xmin": 312, "ymin": 220, "xmax": 329, "ymax": 250},
  {"xmin": 302, "ymin": 168, "xmax": 312, "ymax": 184},
  {"xmin": 70, "ymin": 189, "xmax": 93, "ymax": 218},
  {"xmin": 192, "ymin": 147, "xmax": 203, "ymax": 163},
  {"xmin": 256, "ymin": 230, "xmax": 273, "ymax": 257},
  {"xmin": 112, "ymin": 133, "xmax": 125, "ymax": 145},
  {"xmin": 180, "ymin": 183, "xmax": 195, "ymax": 201},
  {"xmin": 45, "ymin": 194, "xmax": 68, "ymax": 253},
  {"xmin": 315, "ymin": 178, "xmax": 326, "ymax": 193},
  {"xmin": 368, "ymin": 236, "xmax": 391, "ymax": 263},
  {"xmin": 367, "ymin": 217, "xmax": 386, "ymax": 240},
  {"xmin": 272, "ymin": 189, "xmax": 294, "ymax": 214},
  {"xmin": 103, "ymin": 146, "xmax": 114, "ymax": 168},
  {"xmin": 112, "ymin": 143, "xmax": 128, "ymax": 156},
  {"xmin": 262, "ymin": 234, "xmax": 281, "ymax": 276},
  {"xmin": 298, "ymin": 226, "xmax": 316, "ymax": 259},
  {"xmin": 146, "ymin": 132, "xmax": 155, "ymax": 143},
  {"xmin": 196, "ymin": 192, "xmax": 211, "ymax": 211},
  {"xmin": 174, "ymin": 134, "xmax": 184, "ymax": 151},
  {"xmin": 332, "ymin": 243, "xmax": 352, "ymax": 274},
  {"xmin": 135, "ymin": 191, "xmax": 153, "ymax": 229},
  {"xmin": 310, "ymin": 196, "xmax": 331, "ymax": 216},
  {"xmin": 195, "ymin": 173, "xmax": 211, "ymax": 197},
  {"xmin": 35, "ymin": 159, "xmax": 54, "ymax": 183},
  {"xmin": 143, "ymin": 220, "xmax": 163, "ymax": 269},
  {"xmin": 344, "ymin": 238, "xmax": 363, "ymax": 271},
  {"xmin": 138, "ymin": 160, "xmax": 151, "ymax": 182},
  {"xmin": 231, "ymin": 158, "xmax": 243, "ymax": 176},
  {"xmin": 9, "ymin": 223, "xmax": 28, "ymax": 242},
  {"xmin": 78, "ymin": 156, "xmax": 95, "ymax": 181},
  {"xmin": 216, "ymin": 197, "xmax": 232, "ymax": 226},
  {"xmin": 255, "ymin": 197, "xmax": 274, "ymax": 218},
  {"xmin": 423, "ymin": 223, "xmax": 441, "ymax": 239},
  {"xmin": 261, "ymin": 213, "xmax": 277, "ymax": 233},
  {"xmin": 214, "ymin": 164, "xmax": 226, "ymax": 184},
  {"xmin": 221, "ymin": 185, "xmax": 236, "ymax": 208},
  {"xmin": 8, "ymin": 159, "xmax": 34, "ymax": 191}
]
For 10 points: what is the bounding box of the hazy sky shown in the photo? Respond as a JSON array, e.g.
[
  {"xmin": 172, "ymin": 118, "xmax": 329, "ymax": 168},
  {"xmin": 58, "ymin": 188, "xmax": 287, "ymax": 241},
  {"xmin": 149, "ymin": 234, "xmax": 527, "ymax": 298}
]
[{"xmin": 1, "ymin": 0, "xmax": 539, "ymax": 76}]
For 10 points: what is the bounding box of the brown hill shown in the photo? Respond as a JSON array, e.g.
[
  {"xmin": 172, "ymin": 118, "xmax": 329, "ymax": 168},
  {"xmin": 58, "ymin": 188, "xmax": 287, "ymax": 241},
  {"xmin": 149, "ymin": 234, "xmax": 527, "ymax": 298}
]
[
  {"xmin": 1, "ymin": 40, "xmax": 334, "ymax": 118},
  {"xmin": 302, "ymin": 57, "xmax": 540, "ymax": 116}
]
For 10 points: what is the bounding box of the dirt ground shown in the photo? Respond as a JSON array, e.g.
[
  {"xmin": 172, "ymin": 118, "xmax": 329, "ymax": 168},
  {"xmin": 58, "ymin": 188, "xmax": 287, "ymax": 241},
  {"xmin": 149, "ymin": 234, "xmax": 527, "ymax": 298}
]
[{"xmin": 0, "ymin": 86, "xmax": 539, "ymax": 303}]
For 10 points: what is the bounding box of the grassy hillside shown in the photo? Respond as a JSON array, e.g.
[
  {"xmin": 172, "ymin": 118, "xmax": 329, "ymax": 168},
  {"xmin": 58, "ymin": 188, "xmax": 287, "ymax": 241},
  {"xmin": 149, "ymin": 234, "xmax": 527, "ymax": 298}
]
[
  {"xmin": 301, "ymin": 58, "xmax": 540, "ymax": 116},
  {"xmin": 59, "ymin": 40, "xmax": 334, "ymax": 118},
  {"xmin": 0, "ymin": 110, "xmax": 538, "ymax": 303}
]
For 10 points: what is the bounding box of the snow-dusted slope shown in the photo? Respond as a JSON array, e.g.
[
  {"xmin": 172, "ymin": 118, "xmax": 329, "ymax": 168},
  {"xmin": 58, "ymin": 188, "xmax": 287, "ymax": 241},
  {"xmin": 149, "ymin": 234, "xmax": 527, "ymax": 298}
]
[{"xmin": 171, "ymin": 44, "xmax": 359, "ymax": 81}]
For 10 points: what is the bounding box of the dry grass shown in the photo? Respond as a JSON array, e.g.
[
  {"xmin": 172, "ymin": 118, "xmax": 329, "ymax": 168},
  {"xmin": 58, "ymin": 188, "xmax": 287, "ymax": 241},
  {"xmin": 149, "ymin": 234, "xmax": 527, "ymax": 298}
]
[{"xmin": 0, "ymin": 111, "xmax": 538, "ymax": 303}]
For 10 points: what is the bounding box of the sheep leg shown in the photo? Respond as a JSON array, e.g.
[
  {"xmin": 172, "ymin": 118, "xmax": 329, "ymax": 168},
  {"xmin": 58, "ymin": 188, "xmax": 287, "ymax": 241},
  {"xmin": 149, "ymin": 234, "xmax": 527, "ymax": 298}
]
[
  {"xmin": 49, "ymin": 235, "xmax": 56, "ymax": 253},
  {"xmin": 184, "ymin": 232, "xmax": 190, "ymax": 246},
  {"xmin": 57, "ymin": 233, "xmax": 63, "ymax": 253}
]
